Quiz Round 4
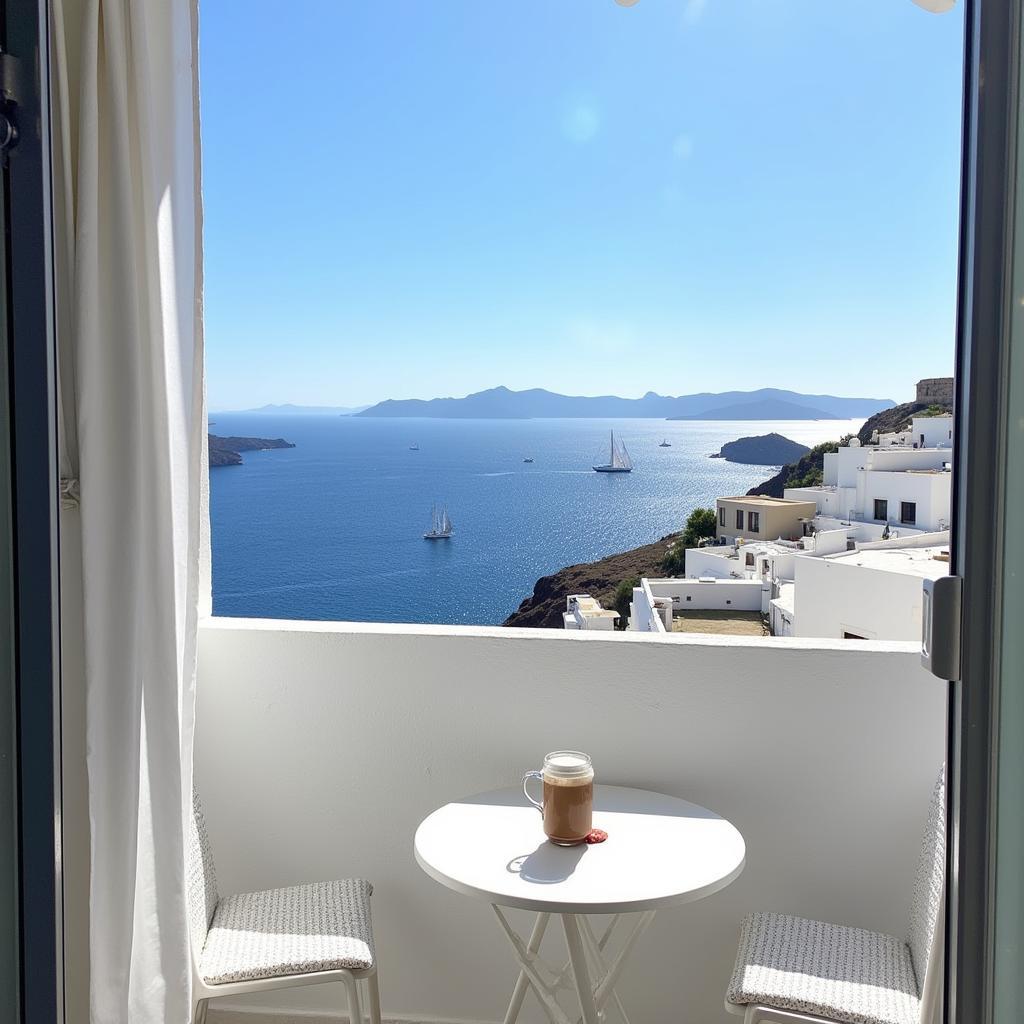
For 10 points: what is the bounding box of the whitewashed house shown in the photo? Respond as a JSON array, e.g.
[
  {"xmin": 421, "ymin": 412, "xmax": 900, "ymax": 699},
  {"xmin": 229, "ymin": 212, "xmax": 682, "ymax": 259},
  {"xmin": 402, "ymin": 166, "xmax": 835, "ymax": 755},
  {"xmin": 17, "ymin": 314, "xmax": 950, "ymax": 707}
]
[
  {"xmin": 785, "ymin": 435, "xmax": 952, "ymax": 538},
  {"xmin": 562, "ymin": 594, "xmax": 619, "ymax": 630},
  {"xmin": 875, "ymin": 413, "xmax": 954, "ymax": 450}
]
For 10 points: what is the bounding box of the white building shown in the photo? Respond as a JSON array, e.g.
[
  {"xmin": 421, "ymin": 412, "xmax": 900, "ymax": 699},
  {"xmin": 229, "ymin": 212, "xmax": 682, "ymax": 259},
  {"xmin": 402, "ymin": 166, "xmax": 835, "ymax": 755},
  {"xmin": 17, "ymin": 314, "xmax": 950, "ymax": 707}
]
[
  {"xmin": 785, "ymin": 433, "xmax": 952, "ymax": 537},
  {"xmin": 562, "ymin": 594, "xmax": 619, "ymax": 631},
  {"xmin": 683, "ymin": 532, "xmax": 851, "ymax": 585},
  {"xmin": 681, "ymin": 529, "xmax": 949, "ymax": 642},
  {"xmin": 875, "ymin": 413, "xmax": 954, "ymax": 450},
  {"xmin": 784, "ymin": 542, "xmax": 951, "ymax": 641}
]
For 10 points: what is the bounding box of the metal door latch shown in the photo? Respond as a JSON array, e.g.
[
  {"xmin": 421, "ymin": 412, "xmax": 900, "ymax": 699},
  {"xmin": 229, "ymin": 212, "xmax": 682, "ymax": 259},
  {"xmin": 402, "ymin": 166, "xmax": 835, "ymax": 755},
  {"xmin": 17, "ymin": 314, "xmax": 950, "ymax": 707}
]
[{"xmin": 922, "ymin": 575, "xmax": 962, "ymax": 681}]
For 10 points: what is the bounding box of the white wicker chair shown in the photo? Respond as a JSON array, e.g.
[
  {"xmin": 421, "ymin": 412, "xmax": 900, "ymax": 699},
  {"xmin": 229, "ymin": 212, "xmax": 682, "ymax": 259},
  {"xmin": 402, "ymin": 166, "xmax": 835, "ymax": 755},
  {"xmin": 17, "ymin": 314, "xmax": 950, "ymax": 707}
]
[
  {"xmin": 725, "ymin": 769, "xmax": 945, "ymax": 1024},
  {"xmin": 187, "ymin": 793, "xmax": 381, "ymax": 1024}
]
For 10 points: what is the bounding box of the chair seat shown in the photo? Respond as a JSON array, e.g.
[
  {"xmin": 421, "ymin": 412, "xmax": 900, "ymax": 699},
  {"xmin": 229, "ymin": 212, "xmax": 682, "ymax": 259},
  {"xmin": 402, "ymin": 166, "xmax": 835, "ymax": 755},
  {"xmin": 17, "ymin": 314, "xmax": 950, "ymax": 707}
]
[
  {"xmin": 726, "ymin": 912, "xmax": 920, "ymax": 1024},
  {"xmin": 200, "ymin": 879, "xmax": 375, "ymax": 985}
]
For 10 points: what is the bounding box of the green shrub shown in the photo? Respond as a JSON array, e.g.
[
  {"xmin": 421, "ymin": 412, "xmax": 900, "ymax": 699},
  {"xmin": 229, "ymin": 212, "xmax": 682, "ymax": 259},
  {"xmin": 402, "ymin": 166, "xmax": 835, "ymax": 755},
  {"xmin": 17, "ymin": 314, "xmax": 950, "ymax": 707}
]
[
  {"xmin": 612, "ymin": 577, "xmax": 640, "ymax": 627},
  {"xmin": 661, "ymin": 507, "xmax": 717, "ymax": 574}
]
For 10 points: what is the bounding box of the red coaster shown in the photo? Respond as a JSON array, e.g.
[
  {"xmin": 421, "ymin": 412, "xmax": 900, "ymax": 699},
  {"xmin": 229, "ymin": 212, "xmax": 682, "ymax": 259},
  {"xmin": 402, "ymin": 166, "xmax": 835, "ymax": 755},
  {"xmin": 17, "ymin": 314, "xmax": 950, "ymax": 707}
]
[{"xmin": 585, "ymin": 828, "xmax": 608, "ymax": 844}]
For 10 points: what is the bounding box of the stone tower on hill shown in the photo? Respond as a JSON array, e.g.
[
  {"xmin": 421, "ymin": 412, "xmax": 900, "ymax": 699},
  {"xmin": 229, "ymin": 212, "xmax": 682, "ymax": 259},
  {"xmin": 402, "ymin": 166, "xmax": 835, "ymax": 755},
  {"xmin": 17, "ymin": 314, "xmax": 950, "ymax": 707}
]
[{"xmin": 916, "ymin": 377, "xmax": 954, "ymax": 405}]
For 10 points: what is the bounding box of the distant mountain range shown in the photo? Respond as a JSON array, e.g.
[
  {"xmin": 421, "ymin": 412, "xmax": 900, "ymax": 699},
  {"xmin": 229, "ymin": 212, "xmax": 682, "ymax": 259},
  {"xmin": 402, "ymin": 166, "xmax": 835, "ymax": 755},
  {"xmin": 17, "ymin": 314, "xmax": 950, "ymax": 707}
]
[
  {"xmin": 215, "ymin": 403, "xmax": 371, "ymax": 416},
  {"xmin": 356, "ymin": 386, "xmax": 894, "ymax": 420}
]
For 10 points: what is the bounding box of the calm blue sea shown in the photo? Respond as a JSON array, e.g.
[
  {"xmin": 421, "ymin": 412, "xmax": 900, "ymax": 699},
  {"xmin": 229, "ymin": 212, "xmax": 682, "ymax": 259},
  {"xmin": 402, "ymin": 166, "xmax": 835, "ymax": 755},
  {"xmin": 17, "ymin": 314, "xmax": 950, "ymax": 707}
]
[{"xmin": 209, "ymin": 415, "xmax": 863, "ymax": 626}]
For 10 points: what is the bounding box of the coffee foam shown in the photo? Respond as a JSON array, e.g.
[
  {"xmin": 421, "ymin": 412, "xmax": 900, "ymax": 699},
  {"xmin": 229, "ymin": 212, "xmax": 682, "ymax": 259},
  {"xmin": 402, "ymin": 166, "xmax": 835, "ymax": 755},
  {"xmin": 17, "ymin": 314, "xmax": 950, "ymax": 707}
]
[{"xmin": 543, "ymin": 771, "xmax": 593, "ymax": 787}]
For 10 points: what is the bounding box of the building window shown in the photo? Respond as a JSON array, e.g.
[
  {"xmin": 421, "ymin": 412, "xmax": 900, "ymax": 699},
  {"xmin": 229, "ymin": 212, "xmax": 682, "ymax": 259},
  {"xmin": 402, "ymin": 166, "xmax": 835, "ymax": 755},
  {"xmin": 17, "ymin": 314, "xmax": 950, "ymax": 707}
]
[
  {"xmin": 719, "ymin": 507, "xmax": 725, "ymax": 527},
  {"xmin": 901, "ymin": 501, "xmax": 917, "ymax": 524},
  {"xmin": 735, "ymin": 509, "xmax": 744, "ymax": 530},
  {"xmin": 874, "ymin": 498, "xmax": 888, "ymax": 521},
  {"xmin": 745, "ymin": 552, "xmax": 755, "ymax": 567},
  {"xmin": 749, "ymin": 511, "xmax": 760, "ymax": 533}
]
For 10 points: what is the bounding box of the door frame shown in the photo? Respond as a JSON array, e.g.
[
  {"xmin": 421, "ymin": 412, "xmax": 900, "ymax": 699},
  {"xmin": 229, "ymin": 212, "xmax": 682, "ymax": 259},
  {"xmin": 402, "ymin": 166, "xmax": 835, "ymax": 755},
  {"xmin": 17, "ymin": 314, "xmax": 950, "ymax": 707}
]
[
  {"xmin": 3, "ymin": 0, "xmax": 63, "ymax": 1021},
  {"xmin": 949, "ymin": 1, "xmax": 1020, "ymax": 1022}
]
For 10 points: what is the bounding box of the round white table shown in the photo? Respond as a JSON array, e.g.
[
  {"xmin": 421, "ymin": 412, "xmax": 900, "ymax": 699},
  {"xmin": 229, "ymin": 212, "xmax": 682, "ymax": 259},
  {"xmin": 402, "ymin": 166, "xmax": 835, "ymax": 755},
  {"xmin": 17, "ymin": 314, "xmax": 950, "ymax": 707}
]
[{"xmin": 414, "ymin": 784, "xmax": 745, "ymax": 1024}]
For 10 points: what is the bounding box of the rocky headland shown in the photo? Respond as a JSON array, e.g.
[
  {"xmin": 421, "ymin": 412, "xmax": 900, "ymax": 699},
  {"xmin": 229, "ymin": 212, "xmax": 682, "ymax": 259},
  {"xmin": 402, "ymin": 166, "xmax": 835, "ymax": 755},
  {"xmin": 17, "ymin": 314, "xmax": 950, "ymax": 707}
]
[
  {"xmin": 710, "ymin": 432, "xmax": 810, "ymax": 465},
  {"xmin": 208, "ymin": 434, "xmax": 295, "ymax": 467}
]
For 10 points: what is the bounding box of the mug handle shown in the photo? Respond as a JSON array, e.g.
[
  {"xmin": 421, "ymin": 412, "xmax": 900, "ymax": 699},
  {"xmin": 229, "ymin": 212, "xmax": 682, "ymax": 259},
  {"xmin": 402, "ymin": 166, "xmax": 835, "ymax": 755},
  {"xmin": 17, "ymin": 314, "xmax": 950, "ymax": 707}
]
[{"xmin": 522, "ymin": 770, "xmax": 544, "ymax": 813}]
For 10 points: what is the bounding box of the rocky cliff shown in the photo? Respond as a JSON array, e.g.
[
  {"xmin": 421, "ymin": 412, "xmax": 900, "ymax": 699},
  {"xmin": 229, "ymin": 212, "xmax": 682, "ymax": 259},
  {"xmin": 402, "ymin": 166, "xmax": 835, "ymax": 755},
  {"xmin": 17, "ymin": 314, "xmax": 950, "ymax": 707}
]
[{"xmin": 503, "ymin": 533, "xmax": 681, "ymax": 629}]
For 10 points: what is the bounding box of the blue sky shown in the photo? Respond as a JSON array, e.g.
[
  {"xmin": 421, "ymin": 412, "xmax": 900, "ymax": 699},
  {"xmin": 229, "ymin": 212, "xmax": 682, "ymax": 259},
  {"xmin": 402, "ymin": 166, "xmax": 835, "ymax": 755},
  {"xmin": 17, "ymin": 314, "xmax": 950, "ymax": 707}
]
[{"xmin": 200, "ymin": 1, "xmax": 965, "ymax": 411}]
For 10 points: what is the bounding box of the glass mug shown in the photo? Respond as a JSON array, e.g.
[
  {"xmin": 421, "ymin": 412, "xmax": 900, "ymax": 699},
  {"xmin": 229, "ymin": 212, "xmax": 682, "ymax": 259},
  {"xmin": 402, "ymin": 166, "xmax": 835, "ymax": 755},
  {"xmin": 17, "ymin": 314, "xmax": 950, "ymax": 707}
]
[{"xmin": 522, "ymin": 751, "xmax": 594, "ymax": 845}]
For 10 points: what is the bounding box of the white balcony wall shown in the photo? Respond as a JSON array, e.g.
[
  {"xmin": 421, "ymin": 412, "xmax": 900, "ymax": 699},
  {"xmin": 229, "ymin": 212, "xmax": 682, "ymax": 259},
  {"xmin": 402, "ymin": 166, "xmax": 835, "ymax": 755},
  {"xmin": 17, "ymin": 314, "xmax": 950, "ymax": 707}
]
[{"xmin": 195, "ymin": 620, "xmax": 945, "ymax": 1024}]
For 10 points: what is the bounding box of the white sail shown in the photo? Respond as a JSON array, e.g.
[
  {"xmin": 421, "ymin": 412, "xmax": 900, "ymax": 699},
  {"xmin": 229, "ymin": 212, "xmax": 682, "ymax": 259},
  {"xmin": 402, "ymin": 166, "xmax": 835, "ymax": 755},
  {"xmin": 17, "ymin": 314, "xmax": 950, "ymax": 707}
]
[
  {"xmin": 593, "ymin": 430, "xmax": 633, "ymax": 472},
  {"xmin": 425, "ymin": 502, "xmax": 453, "ymax": 538}
]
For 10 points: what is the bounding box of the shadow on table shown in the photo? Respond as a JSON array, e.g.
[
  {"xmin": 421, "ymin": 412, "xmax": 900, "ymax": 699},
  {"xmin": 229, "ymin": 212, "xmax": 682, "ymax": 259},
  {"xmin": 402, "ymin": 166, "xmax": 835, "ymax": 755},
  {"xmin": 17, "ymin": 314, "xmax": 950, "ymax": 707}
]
[{"xmin": 506, "ymin": 841, "xmax": 587, "ymax": 885}]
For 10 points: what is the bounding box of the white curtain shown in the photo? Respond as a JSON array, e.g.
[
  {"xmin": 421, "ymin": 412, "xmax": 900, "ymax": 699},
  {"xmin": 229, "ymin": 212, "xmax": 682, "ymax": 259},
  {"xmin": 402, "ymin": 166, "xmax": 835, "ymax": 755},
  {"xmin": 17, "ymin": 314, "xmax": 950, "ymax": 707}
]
[{"xmin": 52, "ymin": 0, "xmax": 208, "ymax": 1021}]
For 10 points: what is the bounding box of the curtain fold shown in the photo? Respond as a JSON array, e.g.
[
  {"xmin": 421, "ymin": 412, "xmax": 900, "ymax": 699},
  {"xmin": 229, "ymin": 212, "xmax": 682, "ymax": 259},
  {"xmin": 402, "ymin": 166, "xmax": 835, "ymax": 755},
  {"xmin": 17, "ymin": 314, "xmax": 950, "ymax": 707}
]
[{"xmin": 52, "ymin": 0, "xmax": 207, "ymax": 1020}]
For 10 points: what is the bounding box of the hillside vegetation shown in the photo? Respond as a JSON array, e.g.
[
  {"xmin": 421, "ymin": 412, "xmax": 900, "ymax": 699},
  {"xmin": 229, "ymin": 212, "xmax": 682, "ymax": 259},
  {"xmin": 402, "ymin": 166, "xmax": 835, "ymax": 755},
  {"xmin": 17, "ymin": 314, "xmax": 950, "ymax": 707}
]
[{"xmin": 749, "ymin": 399, "xmax": 953, "ymax": 497}]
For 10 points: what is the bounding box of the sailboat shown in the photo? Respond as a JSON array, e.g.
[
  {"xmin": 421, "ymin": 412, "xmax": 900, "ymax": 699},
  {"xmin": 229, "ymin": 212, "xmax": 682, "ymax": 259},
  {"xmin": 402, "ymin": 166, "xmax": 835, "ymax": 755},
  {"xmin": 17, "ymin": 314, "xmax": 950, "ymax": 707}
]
[
  {"xmin": 659, "ymin": 439, "xmax": 671, "ymax": 447},
  {"xmin": 593, "ymin": 431, "xmax": 633, "ymax": 473},
  {"xmin": 423, "ymin": 503, "xmax": 453, "ymax": 540}
]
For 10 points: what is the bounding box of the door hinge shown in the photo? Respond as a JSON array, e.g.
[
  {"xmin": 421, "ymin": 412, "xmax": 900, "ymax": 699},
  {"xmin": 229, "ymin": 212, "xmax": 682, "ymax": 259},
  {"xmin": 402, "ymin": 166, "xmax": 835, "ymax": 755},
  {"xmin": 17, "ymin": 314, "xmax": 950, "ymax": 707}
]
[{"xmin": 922, "ymin": 575, "xmax": 962, "ymax": 681}]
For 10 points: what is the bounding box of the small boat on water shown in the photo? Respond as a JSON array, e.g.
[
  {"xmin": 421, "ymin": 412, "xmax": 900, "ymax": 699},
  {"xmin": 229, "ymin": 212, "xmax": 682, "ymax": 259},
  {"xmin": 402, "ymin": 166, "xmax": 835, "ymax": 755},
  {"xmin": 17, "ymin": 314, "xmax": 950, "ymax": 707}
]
[
  {"xmin": 523, "ymin": 457, "xmax": 534, "ymax": 463},
  {"xmin": 409, "ymin": 443, "xmax": 420, "ymax": 451},
  {"xmin": 424, "ymin": 503, "xmax": 453, "ymax": 540},
  {"xmin": 659, "ymin": 439, "xmax": 671, "ymax": 447},
  {"xmin": 593, "ymin": 430, "xmax": 633, "ymax": 473}
]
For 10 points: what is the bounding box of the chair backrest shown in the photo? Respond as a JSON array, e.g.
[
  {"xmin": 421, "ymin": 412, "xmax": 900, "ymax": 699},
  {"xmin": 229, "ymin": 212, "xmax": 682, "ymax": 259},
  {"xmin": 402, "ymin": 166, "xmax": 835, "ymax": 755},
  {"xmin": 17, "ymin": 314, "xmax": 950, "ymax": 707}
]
[
  {"xmin": 187, "ymin": 791, "xmax": 220, "ymax": 964},
  {"xmin": 906, "ymin": 767, "xmax": 946, "ymax": 1001}
]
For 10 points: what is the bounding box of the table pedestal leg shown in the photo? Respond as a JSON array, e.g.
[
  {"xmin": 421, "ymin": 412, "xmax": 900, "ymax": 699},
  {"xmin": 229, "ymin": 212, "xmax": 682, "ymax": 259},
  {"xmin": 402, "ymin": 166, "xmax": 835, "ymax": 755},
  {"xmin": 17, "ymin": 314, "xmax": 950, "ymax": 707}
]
[
  {"xmin": 502, "ymin": 912, "xmax": 550, "ymax": 1024},
  {"xmin": 562, "ymin": 914, "xmax": 600, "ymax": 1024},
  {"xmin": 493, "ymin": 906, "xmax": 657, "ymax": 1024}
]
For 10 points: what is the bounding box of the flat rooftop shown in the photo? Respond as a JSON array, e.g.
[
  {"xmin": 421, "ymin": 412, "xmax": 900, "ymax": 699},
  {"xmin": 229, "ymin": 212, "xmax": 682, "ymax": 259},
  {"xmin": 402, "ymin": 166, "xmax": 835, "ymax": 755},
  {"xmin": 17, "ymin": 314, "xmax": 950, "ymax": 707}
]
[
  {"xmin": 671, "ymin": 609, "xmax": 767, "ymax": 636},
  {"xmin": 822, "ymin": 545, "xmax": 951, "ymax": 580},
  {"xmin": 692, "ymin": 540, "xmax": 800, "ymax": 558},
  {"xmin": 717, "ymin": 496, "xmax": 817, "ymax": 507}
]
